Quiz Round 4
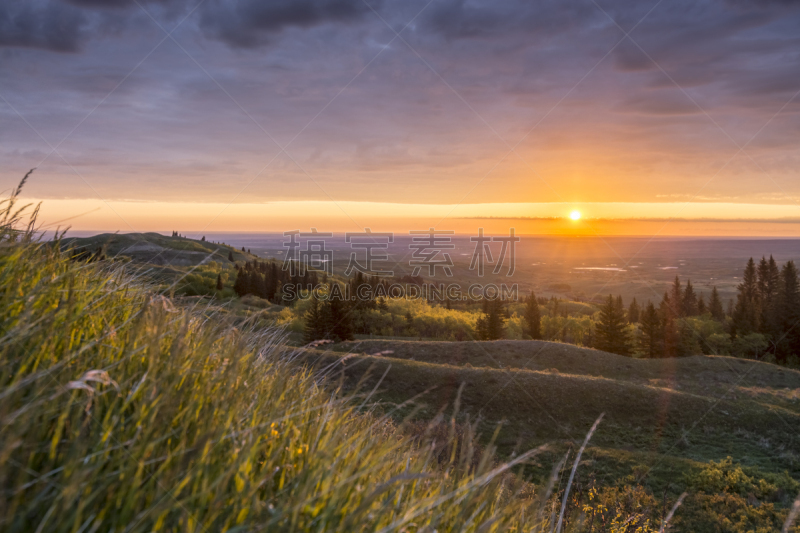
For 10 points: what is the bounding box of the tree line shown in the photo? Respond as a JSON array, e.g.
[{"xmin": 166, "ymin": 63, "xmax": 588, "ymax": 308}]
[{"xmin": 592, "ymin": 256, "xmax": 799, "ymax": 365}]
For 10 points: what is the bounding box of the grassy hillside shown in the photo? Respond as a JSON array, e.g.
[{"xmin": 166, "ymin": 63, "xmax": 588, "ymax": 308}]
[
  {"xmin": 302, "ymin": 340, "xmax": 800, "ymax": 530},
  {"xmin": 332, "ymin": 339, "xmax": 800, "ymax": 412},
  {"xmin": 3, "ymin": 198, "xmax": 667, "ymax": 531},
  {"xmin": 62, "ymin": 231, "xmax": 252, "ymax": 266}
]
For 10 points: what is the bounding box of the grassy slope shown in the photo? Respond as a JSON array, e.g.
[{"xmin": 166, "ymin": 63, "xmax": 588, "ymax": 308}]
[
  {"xmin": 62, "ymin": 232, "xmax": 252, "ymax": 266},
  {"xmin": 333, "ymin": 339, "xmax": 800, "ymax": 412},
  {"xmin": 4, "ymin": 234, "xmax": 584, "ymax": 531},
  {"xmin": 304, "ymin": 340, "xmax": 800, "ymax": 496}
]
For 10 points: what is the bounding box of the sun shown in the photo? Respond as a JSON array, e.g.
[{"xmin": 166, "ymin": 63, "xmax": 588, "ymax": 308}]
[{"xmin": 569, "ymin": 210, "xmax": 581, "ymax": 221}]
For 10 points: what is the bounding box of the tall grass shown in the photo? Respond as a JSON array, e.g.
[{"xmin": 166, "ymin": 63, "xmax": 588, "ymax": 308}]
[
  {"xmin": 0, "ymin": 180, "xmax": 667, "ymax": 532},
  {"xmin": 0, "ymin": 188, "xmax": 520, "ymax": 531}
]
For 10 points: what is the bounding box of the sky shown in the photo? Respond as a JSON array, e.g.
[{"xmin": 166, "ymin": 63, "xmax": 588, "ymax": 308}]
[{"xmin": 1, "ymin": 0, "xmax": 800, "ymax": 235}]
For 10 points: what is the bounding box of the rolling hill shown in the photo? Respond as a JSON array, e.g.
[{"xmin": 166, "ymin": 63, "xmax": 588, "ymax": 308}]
[
  {"xmin": 61, "ymin": 232, "xmax": 252, "ymax": 266},
  {"xmin": 303, "ymin": 339, "xmax": 800, "ymax": 506}
]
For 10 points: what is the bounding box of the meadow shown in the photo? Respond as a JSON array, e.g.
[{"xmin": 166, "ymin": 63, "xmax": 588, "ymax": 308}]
[
  {"xmin": 14, "ymin": 220, "xmax": 800, "ymax": 531},
  {"xmin": 1, "ymin": 189, "xmax": 689, "ymax": 531}
]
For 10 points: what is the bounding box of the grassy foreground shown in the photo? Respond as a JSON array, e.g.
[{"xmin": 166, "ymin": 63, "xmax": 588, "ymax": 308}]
[{"xmin": 0, "ymin": 199, "xmax": 663, "ymax": 530}]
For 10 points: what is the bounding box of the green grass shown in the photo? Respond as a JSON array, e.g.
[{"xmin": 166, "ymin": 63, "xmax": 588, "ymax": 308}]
[
  {"xmin": 0, "ymin": 192, "xmax": 671, "ymax": 531},
  {"xmin": 302, "ymin": 340, "xmax": 800, "ymax": 530},
  {"xmin": 331, "ymin": 339, "xmax": 800, "ymax": 413},
  {"xmin": 61, "ymin": 232, "xmax": 252, "ymax": 264},
  {"xmin": 4, "ymin": 183, "xmax": 799, "ymax": 531}
]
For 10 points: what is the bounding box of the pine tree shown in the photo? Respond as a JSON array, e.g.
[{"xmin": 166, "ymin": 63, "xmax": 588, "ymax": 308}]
[
  {"xmin": 595, "ymin": 295, "xmax": 631, "ymax": 356},
  {"xmin": 708, "ymin": 286, "xmax": 725, "ymax": 321},
  {"xmin": 475, "ymin": 314, "xmax": 488, "ymax": 340},
  {"xmin": 682, "ymin": 279, "xmax": 698, "ymax": 316},
  {"xmin": 233, "ymin": 266, "xmax": 246, "ymax": 297},
  {"xmin": 303, "ymin": 295, "xmax": 326, "ymax": 344},
  {"xmin": 660, "ymin": 292, "xmax": 678, "ymax": 358},
  {"xmin": 775, "ymin": 261, "xmax": 800, "ymax": 365},
  {"xmin": 670, "ymin": 276, "xmax": 683, "ymax": 318},
  {"xmin": 757, "ymin": 255, "xmax": 781, "ymax": 337},
  {"xmin": 732, "ymin": 258, "xmax": 759, "ymax": 336},
  {"xmin": 477, "ymin": 299, "xmax": 505, "ymax": 340},
  {"xmin": 215, "ymin": 273, "xmax": 223, "ymax": 291},
  {"xmin": 524, "ymin": 292, "xmax": 541, "ymax": 339},
  {"xmin": 325, "ymin": 289, "xmax": 354, "ymax": 342},
  {"xmin": 377, "ymin": 297, "xmax": 389, "ymax": 312},
  {"xmin": 486, "ymin": 299, "xmax": 506, "ymax": 340},
  {"xmin": 697, "ymin": 294, "xmax": 706, "ymax": 315},
  {"xmin": 628, "ymin": 297, "xmax": 640, "ymax": 324},
  {"xmin": 201, "ymin": 236, "xmax": 205, "ymax": 241},
  {"xmin": 403, "ymin": 312, "xmax": 416, "ymax": 337},
  {"xmin": 639, "ymin": 301, "xmax": 661, "ymax": 358},
  {"xmin": 228, "ymin": 250, "xmax": 234, "ymax": 262}
]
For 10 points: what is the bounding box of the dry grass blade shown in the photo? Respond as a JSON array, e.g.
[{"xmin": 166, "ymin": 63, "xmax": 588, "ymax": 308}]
[{"xmin": 555, "ymin": 412, "xmax": 604, "ymax": 533}]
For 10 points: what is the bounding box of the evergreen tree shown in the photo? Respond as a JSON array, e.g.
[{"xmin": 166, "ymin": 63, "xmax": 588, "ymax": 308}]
[
  {"xmin": 595, "ymin": 295, "xmax": 631, "ymax": 356},
  {"xmin": 377, "ymin": 297, "xmax": 389, "ymax": 312},
  {"xmin": 201, "ymin": 236, "xmax": 205, "ymax": 241},
  {"xmin": 757, "ymin": 255, "xmax": 781, "ymax": 337},
  {"xmin": 524, "ymin": 291, "xmax": 541, "ymax": 339},
  {"xmin": 303, "ymin": 295, "xmax": 327, "ymax": 344},
  {"xmin": 682, "ymin": 279, "xmax": 698, "ymax": 316},
  {"xmin": 325, "ymin": 288, "xmax": 354, "ymax": 342},
  {"xmin": 627, "ymin": 297, "xmax": 640, "ymax": 324},
  {"xmin": 660, "ymin": 292, "xmax": 679, "ymax": 358},
  {"xmin": 403, "ymin": 311, "xmax": 416, "ymax": 337},
  {"xmin": 486, "ymin": 299, "xmax": 506, "ymax": 340},
  {"xmin": 476, "ymin": 314, "xmax": 488, "ymax": 340},
  {"xmin": 228, "ymin": 250, "xmax": 234, "ymax": 262},
  {"xmin": 639, "ymin": 301, "xmax": 661, "ymax": 358},
  {"xmin": 669, "ymin": 276, "xmax": 683, "ymax": 318},
  {"xmin": 732, "ymin": 258, "xmax": 759, "ymax": 336},
  {"xmin": 215, "ymin": 273, "xmax": 223, "ymax": 291},
  {"xmin": 233, "ymin": 266, "xmax": 246, "ymax": 297},
  {"xmin": 708, "ymin": 286, "xmax": 725, "ymax": 321},
  {"xmin": 776, "ymin": 261, "xmax": 800, "ymax": 365},
  {"xmin": 477, "ymin": 299, "xmax": 505, "ymax": 340},
  {"xmin": 697, "ymin": 294, "xmax": 706, "ymax": 315}
]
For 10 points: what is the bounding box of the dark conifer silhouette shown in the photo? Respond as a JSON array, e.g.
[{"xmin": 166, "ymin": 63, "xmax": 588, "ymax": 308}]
[
  {"xmin": 639, "ymin": 301, "xmax": 661, "ymax": 358},
  {"xmin": 524, "ymin": 291, "xmax": 541, "ymax": 340},
  {"xmin": 627, "ymin": 297, "xmax": 640, "ymax": 324},
  {"xmin": 776, "ymin": 261, "xmax": 800, "ymax": 364},
  {"xmin": 682, "ymin": 279, "xmax": 698, "ymax": 316},
  {"xmin": 595, "ymin": 295, "xmax": 630, "ymax": 356},
  {"xmin": 733, "ymin": 258, "xmax": 759, "ymax": 336},
  {"xmin": 708, "ymin": 286, "xmax": 725, "ymax": 321}
]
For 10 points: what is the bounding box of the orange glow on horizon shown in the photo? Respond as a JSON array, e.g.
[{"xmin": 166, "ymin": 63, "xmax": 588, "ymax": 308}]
[{"xmin": 17, "ymin": 197, "xmax": 800, "ymax": 237}]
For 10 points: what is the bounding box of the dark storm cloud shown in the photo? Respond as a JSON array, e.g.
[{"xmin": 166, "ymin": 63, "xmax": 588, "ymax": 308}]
[
  {"xmin": 0, "ymin": 0, "xmax": 88, "ymax": 52},
  {"xmin": 0, "ymin": 0, "xmax": 374, "ymax": 52},
  {"xmin": 422, "ymin": 0, "xmax": 597, "ymax": 41},
  {"xmin": 198, "ymin": 0, "xmax": 375, "ymax": 48},
  {"xmin": 2, "ymin": 0, "xmax": 800, "ymax": 207},
  {"xmin": 63, "ymin": 0, "xmax": 176, "ymax": 7}
]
